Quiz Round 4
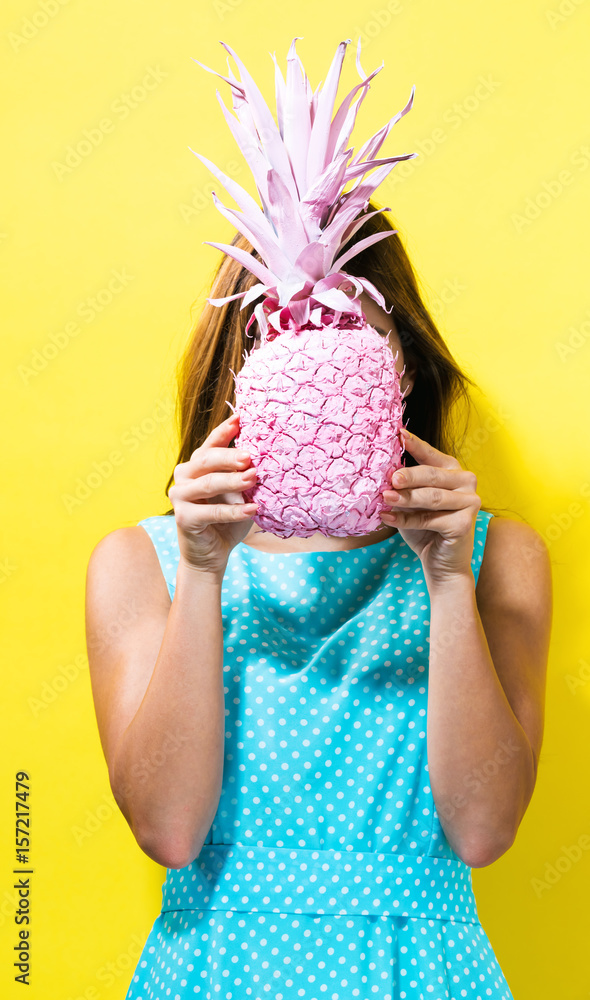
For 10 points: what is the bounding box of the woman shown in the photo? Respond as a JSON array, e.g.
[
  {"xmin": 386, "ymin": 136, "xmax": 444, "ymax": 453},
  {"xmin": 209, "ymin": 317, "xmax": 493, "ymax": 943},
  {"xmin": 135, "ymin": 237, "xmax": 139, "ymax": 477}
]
[{"xmin": 85, "ymin": 207, "xmax": 552, "ymax": 999}]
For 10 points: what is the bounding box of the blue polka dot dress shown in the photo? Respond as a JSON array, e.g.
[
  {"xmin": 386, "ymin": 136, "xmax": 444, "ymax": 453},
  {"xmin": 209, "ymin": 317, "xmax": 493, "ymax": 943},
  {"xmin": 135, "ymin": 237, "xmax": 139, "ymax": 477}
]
[{"xmin": 124, "ymin": 508, "xmax": 514, "ymax": 1000}]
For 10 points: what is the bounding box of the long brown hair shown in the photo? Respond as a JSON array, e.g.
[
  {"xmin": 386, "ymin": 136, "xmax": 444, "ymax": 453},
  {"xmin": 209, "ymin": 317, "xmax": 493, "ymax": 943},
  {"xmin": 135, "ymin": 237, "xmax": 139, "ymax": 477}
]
[{"xmin": 162, "ymin": 202, "xmax": 501, "ymax": 517}]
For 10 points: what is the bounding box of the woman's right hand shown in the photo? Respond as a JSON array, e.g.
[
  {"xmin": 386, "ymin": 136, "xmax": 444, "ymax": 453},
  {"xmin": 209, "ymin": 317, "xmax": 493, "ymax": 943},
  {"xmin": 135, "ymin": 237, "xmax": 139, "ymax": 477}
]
[{"xmin": 167, "ymin": 412, "xmax": 259, "ymax": 578}]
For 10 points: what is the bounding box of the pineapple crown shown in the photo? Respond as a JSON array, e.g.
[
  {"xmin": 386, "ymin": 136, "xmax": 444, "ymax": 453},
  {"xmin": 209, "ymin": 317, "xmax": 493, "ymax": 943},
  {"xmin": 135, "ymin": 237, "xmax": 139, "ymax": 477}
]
[{"xmin": 192, "ymin": 38, "xmax": 417, "ymax": 341}]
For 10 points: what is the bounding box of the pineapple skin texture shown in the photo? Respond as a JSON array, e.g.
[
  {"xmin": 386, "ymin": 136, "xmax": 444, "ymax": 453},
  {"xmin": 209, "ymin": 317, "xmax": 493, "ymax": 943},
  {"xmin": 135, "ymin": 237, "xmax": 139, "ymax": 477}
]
[{"xmin": 233, "ymin": 324, "xmax": 405, "ymax": 538}]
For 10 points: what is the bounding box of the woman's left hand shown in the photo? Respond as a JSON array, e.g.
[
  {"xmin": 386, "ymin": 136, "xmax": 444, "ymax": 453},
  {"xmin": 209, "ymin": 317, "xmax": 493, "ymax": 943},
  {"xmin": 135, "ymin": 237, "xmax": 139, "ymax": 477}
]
[{"xmin": 381, "ymin": 427, "xmax": 482, "ymax": 588}]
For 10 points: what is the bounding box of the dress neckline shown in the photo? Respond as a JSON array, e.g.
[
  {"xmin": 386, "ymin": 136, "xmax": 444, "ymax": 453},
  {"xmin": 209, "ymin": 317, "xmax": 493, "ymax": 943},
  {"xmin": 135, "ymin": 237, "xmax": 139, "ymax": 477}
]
[{"xmin": 237, "ymin": 529, "xmax": 402, "ymax": 560}]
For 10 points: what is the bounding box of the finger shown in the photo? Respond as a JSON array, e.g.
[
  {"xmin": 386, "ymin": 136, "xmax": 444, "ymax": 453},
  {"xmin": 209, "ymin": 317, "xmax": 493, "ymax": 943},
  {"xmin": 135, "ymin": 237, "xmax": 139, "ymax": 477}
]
[
  {"xmin": 391, "ymin": 464, "xmax": 474, "ymax": 490},
  {"xmin": 380, "ymin": 507, "xmax": 476, "ymax": 537},
  {"xmin": 174, "ymin": 447, "xmax": 252, "ymax": 483},
  {"xmin": 382, "ymin": 485, "xmax": 475, "ymax": 511},
  {"xmin": 200, "ymin": 412, "xmax": 241, "ymax": 452},
  {"xmin": 173, "ymin": 497, "xmax": 259, "ymax": 529},
  {"xmin": 400, "ymin": 427, "xmax": 461, "ymax": 469},
  {"xmin": 187, "ymin": 445, "xmax": 254, "ymax": 478},
  {"xmin": 169, "ymin": 468, "xmax": 257, "ymax": 502}
]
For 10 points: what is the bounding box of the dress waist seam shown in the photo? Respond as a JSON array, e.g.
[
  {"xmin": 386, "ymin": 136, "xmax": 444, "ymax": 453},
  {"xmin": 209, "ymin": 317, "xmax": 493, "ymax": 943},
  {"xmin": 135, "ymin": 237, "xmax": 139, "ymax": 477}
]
[{"xmin": 160, "ymin": 844, "xmax": 480, "ymax": 924}]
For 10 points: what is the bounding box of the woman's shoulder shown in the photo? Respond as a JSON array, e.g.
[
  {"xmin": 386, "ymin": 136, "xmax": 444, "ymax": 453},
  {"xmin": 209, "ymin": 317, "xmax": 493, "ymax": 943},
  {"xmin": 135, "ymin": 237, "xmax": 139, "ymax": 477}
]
[
  {"xmin": 87, "ymin": 516, "xmax": 177, "ymax": 591},
  {"xmin": 476, "ymin": 512, "xmax": 551, "ymax": 610},
  {"xmin": 89, "ymin": 515, "xmax": 171, "ymax": 557},
  {"xmin": 482, "ymin": 512, "xmax": 549, "ymax": 558},
  {"xmin": 88, "ymin": 522, "xmax": 152, "ymax": 565}
]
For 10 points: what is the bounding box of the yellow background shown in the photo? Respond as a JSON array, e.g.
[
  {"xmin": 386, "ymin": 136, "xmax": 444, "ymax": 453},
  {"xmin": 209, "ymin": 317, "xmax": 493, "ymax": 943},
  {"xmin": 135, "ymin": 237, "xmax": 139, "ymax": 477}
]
[{"xmin": 1, "ymin": 0, "xmax": 589, "ymax": 996}]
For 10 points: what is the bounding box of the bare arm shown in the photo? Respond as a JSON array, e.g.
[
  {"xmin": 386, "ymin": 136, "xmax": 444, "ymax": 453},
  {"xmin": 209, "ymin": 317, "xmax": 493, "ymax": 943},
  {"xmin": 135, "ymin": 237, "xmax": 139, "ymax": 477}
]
[
  {"xmin": 86, "ymin": 528, "xmax": 227, "ymax": 869},
  {"xmin": 85, "ymin": 413, "xmax": 258, "ymax": 870},
  {"xmin": 381, "ymin": 428, "xmax": 552, "ymax": 869},
  {"xmin": 426, "ymin": 517, "xmax": 551, "ymax": 868}
]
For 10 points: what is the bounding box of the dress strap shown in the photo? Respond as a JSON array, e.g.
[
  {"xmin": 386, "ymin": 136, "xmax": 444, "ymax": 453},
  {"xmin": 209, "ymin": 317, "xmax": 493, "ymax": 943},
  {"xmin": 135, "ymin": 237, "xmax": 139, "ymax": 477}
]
[
  {"xmin": 160, "ymin": 844, "xmax": 480, "ymax": 925},
  {"xmin": 471, "ymin": 509, "xmax": 494, "ymax": 587},
  {"xmin": 137, "ymin": 515, "xmax": 179, "ymax": 601}
]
